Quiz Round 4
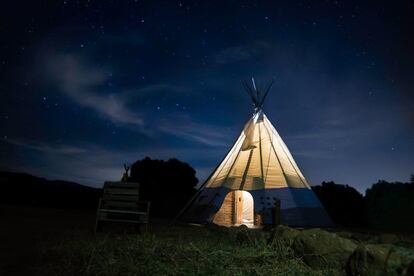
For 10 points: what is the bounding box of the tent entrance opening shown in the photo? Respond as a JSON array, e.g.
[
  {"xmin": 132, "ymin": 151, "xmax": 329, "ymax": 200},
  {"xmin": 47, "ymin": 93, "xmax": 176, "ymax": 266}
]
[{"xmin": 212, "ymin": 190, "xmax": 254, "ymax": 227}]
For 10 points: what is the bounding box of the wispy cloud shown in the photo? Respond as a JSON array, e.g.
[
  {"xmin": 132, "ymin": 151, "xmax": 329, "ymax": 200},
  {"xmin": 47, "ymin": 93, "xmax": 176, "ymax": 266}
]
[
  {"xmin": 42, "ymin": 52, "xmax": 229, "ymax": 146},
  {"xmin": 45, "ymin": 52, "xmax": 145, "ymax": 126},
  {"xmin": 5, "ymin": 138, "xmax": 87, "ymax": 154},
  {"xmin": 158, "ymin": 114, "xmax": 234, "ymax": 147},
  {"xmin": 45, "ymin": 53, "xmax": 234, "ymax": 146}
]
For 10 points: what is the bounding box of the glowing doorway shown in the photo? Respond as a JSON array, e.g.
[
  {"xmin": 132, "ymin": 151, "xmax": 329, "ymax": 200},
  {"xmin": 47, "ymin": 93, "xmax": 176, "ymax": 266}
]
[
  {"xmin": 238, "ymin": 190, "xmax": 254, "ymax": 226},
  {"xmin": 212, "ymin": 190, "xmax": 254, "ymax": 227}
]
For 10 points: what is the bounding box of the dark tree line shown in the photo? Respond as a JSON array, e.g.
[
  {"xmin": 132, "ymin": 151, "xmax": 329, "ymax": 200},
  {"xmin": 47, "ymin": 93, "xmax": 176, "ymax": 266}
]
[
  {"xmin": 364, "ymin": 178, "xmax": 414, "ymax": 231},
  {"xmin": 312, "ymin": 182, "xmax": 365, "ymax": 227},
  {"xmin": 313, "ymin": 175, "xmax": 414, "ymax": 231},
  {"xmin": 129, "ymin": 157, "xmax": 198, "ymax": 218}
]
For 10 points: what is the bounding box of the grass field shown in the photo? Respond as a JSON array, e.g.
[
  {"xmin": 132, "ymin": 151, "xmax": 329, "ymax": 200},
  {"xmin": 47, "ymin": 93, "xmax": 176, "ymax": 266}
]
[
  {"xmin": 39, "ymin": 225, "xmax": 345, "ymax": 276},
  {"xmin": 1, "ymin": 205, "xmax": 340, "ymax": 275},
  {"xmin": 2, "ymin": 205, "xmax": 413, "ymax": 275}
]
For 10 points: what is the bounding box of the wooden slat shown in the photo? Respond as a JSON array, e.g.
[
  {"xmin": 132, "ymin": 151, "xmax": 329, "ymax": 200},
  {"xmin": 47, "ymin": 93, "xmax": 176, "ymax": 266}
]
[
  {"xmin": 99, "ymin": 209, "xmax": 147, "ymax": 215},
  {"xmin": 104, "ymin": 205, "xmax": 139, "ymax": 211},
  {"xmin": 104, "ymin": 200, "xmax": 138, "ymax": 207},
  {"xmin": 104, "ymin": 188, "xmax": 139, "ymax": 195},
  {"xmin": 103, "ymin": 194, "xmax": 138, "ymax": 202},
  {"xmin": 104, "ymin": 181, "xmax": 140, "ymax": 189}
]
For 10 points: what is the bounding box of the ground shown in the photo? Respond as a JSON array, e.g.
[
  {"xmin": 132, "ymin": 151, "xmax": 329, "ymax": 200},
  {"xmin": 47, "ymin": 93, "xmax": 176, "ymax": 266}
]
[
  {"xmin": 0, "ymin": 205, "xmax": 95, "ymax": 275},
  {"xmin": 1, "ymin": 205, "xmax": 413, "ymax": 275}
]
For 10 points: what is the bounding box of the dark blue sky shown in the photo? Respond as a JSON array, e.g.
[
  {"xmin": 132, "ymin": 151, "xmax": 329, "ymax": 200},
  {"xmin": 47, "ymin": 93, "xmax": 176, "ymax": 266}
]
[{"xmin": 1, "ymin": 1, "xmax": 413, "ymax": 192}]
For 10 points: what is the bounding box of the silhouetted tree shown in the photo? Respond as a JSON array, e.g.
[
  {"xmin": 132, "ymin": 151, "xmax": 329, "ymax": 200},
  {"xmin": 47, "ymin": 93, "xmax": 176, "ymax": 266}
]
[
  {"xmin": 365, "ymin": 179, "xmax": 414, "ymax": 231},
  {"xmin": 312, "ymin": 181, "xmax": 365, "ymax": 227},
  {"xmin": 129, "ymin": 157, "xmax": 198, "ymax": 218}
]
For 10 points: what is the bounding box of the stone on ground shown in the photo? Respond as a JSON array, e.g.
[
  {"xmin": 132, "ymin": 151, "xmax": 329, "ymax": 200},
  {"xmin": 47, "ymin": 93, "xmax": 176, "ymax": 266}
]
[
  {"xmin": 293, "ymin": 228, "xmax": 357, "ymax": 269},
  {"xmin": 268, "ymin": 225, "xmax": 300, "ymax": 246},
  {"xmin": 346, "ymin": 244, "xmax": 414, "ymax": 276}
]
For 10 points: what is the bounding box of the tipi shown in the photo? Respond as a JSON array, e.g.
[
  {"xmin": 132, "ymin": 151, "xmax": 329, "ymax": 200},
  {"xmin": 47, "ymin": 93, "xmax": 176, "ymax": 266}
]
[{"xmin": 178, "ymin": 79, "xmax": 331, "ymax": 227}]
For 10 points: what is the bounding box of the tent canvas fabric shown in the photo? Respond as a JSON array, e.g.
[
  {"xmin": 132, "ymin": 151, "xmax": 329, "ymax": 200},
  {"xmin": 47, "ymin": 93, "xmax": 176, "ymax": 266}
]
[{"xmin": 179, "ymin": 82, "xmax": 331, "ymax": 227}]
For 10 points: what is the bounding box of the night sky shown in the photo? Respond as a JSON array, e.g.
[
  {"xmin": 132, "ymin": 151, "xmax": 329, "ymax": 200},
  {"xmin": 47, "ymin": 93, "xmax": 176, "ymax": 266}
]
[{"xmin": 1, "ymin": 1, "xmax": 413, "ymax": 193}]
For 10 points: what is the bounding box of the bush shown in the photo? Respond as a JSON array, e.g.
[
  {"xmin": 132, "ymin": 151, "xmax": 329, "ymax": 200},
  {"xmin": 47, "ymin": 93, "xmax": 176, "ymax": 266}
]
[{"xmin": 129, "ymin": 157, "xmax": 198, "ymax": 218}]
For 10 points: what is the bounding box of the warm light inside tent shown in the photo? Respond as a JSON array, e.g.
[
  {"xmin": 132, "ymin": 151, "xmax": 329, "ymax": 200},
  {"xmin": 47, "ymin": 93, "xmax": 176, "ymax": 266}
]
[
  {"xmin": 240, "ymin": 191, "xmax": 254, "ymax": 226},
  {"xmin": 212, "ymin": 190, "xmax": 255, "ymax": 227}
]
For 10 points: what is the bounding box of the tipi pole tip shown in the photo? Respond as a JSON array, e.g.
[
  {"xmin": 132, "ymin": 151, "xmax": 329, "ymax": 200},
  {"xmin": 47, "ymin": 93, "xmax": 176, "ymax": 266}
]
[{"xmin": 251, "ymin": 77, "xmax": 257, "ymax": 91}]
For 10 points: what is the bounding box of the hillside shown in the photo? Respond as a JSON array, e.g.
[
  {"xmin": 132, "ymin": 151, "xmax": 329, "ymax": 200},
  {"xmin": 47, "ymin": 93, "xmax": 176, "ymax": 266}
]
[{"xmin": 0, "ymin": 171, "xmax": 101, "ymax": 209}]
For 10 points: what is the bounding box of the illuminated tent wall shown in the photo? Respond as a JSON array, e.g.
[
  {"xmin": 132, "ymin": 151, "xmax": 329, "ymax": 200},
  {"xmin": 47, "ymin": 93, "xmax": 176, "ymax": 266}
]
[{"xmin": 178, "ymin": 79, "xmax": 331, "ymax": 227}]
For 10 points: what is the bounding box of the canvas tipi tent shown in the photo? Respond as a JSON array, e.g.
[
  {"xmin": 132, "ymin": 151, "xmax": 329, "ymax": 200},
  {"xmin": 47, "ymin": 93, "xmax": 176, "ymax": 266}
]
[{"xmin": 178, "ymin": 79, "xmax": 331, "ymax": 227}]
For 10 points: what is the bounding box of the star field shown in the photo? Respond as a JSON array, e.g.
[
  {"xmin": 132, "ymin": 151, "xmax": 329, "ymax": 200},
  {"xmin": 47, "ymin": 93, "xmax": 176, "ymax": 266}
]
[{"xmin": 0, "ymin": 0, "xmax": 413, "ymax": 192}]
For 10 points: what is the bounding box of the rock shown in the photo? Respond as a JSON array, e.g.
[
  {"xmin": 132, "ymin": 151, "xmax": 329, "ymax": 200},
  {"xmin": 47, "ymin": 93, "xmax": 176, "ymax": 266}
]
[
  {"xmin": 268, "ymin": 225, "xmax": 300, "ymax": 246},
  {"xmin": 346, "ymin": 244, "xmax": 414, "ymax": 276},
  {"xmin": 236, "ymin": 224, "xmax": 250, "ymax": 230},
  {"xmin": 234, "ymin": 226, "xmax": 252, "ymax": 244},
  {"xmin": 234, "ymin": 225, "xmax": 268, "ymax": 245},
  {"xmin": 336, "ymin": 231, "xmax": 373, "ymax": 243},
  {"xmin": 292, "ymin": 228, "xmax": 357, "ymax": 269}
]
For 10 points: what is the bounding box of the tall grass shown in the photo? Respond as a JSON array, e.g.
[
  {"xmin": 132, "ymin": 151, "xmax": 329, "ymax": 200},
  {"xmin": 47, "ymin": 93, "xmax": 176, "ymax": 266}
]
[{"xmin": 37, "ymin": 225, "xmax": 342, "ymax": 276}]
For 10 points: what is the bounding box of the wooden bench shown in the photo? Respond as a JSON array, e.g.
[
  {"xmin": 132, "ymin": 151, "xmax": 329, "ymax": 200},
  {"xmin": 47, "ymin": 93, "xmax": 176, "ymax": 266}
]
[{"xmin": 95, "ymin": 181, "xmax": 150, "ymax": 232}]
